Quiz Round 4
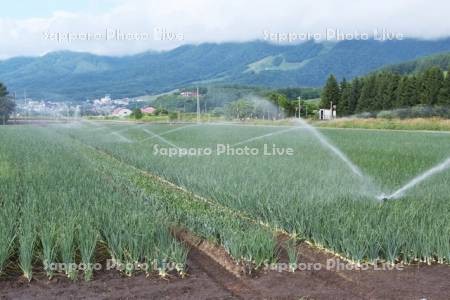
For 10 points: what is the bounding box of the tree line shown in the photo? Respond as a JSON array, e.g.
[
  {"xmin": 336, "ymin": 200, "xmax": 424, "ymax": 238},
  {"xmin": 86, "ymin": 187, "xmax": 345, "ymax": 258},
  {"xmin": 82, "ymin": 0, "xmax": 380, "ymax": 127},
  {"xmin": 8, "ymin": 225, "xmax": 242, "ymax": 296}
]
[
  {"xmin": 320, "ymin": 66, "xmax": 450, "ymax": 116},
  {"xmin": 0, "ymin": 82, "xmax": 15, "ymax": 125},
  {"xmin": 222, "ymin": 92, "xmax": 319, "ymax": 120}
]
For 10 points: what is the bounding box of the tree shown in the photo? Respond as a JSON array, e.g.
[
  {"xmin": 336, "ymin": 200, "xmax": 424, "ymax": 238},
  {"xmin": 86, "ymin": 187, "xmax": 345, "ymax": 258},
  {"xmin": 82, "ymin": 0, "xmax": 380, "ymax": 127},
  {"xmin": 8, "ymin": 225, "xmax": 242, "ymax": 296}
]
[
  {"xmin": 0, "ymin": 82, "xmax": 7, "ymax": 97},
  {"xmin": 339, "ymin": 78, "xmax": 352, "ymax": 116},
  {"xmin": 438, "ymin": 67, "xmax": 450, "ymax": 105},
  {"xmin": 154, "ymin": 108, "xmax": 168, "ymax": 115},
  {"xmin": 348, "ymin": 77, "xmax": 362, "ymax": 115},
  {"xmin": 356, "ymin": 75, "xmax": 377, "ymax": 112},
  {"xmin": 375, "ymin": 73, "xmax": 390, "ymax": 110},
  {"xmin": 224, "ymin": 99, "xmax": 254, "ymax": 120},
  {"xmin": 384, "ymin": 73, "xmax": 400, "ymax": 110},
  {"xmin": 268, "ymin": 92, "xmax": 292, "ymax": 118},
  {"xmin": 396, "ymin": 76, "xmax": 420, "ymax": 107},
  {"xmin": 304, "ymin": 101, "xmax": 318, "ymax": 118},
  {"xmin": 408, "ymin": 76, "xmax": 421, "ymax": 106},
  {"xmin": 320, "ymin": 74, "xmax": 340, "ymax": 109},
  {"xmin": 168, "ymin": 112, "xmax": 178, "ymax": 121},
  {"xmin": 131, "ymin": 108, "xmax": 143, "ymax": 119},
  {"xmin": 336, "ymin": 66, "xmax": 448, "ymax": 115},
  {"xmin": 0, "ymin": 82, "xmax": 15, "ymax": 125},
  {"xmin": 276, "ymin": 87, "xmax": 321, "ymax": 100},
  {"xmin": 277, "ymin": 94, "xmax": 293, "ymax": 117},
  {"xmin": 420, "ymin": 67, "xmax": 444, "ymax": 105}
]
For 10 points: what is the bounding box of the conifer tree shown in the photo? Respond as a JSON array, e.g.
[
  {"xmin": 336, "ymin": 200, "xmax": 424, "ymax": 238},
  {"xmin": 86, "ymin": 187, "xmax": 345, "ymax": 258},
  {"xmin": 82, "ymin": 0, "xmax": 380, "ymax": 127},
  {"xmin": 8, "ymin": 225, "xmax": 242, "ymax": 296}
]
[
  {"xmin": 438, "ymin": 67, "xmax": 450, "ymax": 105},
  {"xmin": 320, "ymin": 74, "xmax": 340, "ymax": 109},
  {"xmin": 385, "ymin": 73, "xmax": 401, "ymax": 110},
  {"xmin": 348, "ymin": 77, "xmax": 362, "ymax": 114},
  {"xmin": 397, "ymin": 76, "xmax": 420, "ymax": 107},
  {"xmin": 420, "ymin": 67, "xmax": 444, "ymax": 105},
  {"xmin": 356, "ymin": 75, "xmax": 377, "ymax": 112},
  {"xmin": 339, "ymin": 78, "xmax": 352, "ymax": 116},
  {"xmin": 376, "ymin": 73, "xmax": 391, "ymax": 110}
]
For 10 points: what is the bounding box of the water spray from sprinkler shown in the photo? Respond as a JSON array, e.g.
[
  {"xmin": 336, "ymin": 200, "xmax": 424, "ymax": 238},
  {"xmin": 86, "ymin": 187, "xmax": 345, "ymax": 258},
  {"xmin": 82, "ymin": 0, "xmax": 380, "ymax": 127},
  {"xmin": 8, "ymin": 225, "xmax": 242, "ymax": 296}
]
[
  {"xmin": 294, "ymin": 118, "xmax": 364, "ymax": 178},
  {"xmin": 378, "ymin": 157, "xmax": 450, "ymax": 202},
  {"xmin": 230, "ymin": 127, "xmax": 299, "ymax": 148},
  {"xmin": 141, "ymin": 128, "xmax": 179, "ymax": 149}
]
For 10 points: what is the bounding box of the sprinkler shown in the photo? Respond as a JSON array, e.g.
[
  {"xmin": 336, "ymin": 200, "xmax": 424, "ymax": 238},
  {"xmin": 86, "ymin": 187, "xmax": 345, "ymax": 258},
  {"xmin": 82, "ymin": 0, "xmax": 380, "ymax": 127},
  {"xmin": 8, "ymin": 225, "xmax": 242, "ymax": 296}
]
[{"xmin": 376, "ymin": 194, "xmax": 390, "ymax": 202}]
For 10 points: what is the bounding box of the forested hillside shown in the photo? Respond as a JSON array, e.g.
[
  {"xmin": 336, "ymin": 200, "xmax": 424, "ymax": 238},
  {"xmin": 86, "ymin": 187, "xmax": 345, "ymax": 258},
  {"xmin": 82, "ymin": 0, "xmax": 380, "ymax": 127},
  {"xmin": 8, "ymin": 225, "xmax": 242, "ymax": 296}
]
[
  {"xmin": 321, "ymin": 66, "xmax": 450, "ymax": 116},
  {"xmin": 1, "ymin": 39, "xmax": 450, "ymax": 101}
]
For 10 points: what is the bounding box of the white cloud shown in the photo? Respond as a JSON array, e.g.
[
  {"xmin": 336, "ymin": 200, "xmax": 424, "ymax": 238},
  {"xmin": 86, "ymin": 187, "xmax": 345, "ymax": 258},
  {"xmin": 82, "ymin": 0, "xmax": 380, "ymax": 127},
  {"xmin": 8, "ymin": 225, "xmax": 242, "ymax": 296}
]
[{"xmin": 1, "ymin": 0, "xmax": 450, "ymax": 59}]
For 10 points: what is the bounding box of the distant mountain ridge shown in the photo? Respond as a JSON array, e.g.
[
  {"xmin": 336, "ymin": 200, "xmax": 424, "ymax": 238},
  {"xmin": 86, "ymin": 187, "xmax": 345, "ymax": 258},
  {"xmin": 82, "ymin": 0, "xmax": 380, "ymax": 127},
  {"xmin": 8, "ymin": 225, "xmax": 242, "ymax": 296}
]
[
  {"xmin": 378, "ymin": 51, "xmax": 450, "ymax": 74},
  {"xmin": 2, "ymin": 38, "xmax": 450, "ymax": 101}
]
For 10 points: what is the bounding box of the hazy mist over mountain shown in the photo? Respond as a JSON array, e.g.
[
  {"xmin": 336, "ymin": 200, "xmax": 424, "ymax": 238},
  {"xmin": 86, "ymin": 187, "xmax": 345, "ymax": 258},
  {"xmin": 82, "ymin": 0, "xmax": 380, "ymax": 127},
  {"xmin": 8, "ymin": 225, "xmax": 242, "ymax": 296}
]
[{"xmin": 1, "ymin": 38, "xmax": 450, "ymax": 100}]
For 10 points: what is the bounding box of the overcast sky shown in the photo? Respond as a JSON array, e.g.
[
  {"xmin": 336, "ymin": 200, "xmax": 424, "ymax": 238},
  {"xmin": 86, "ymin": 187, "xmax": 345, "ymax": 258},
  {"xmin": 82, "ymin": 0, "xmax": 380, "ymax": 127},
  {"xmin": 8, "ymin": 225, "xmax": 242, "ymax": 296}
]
[{"xmin": 1, "ymin": 0, "xmax": 450, "ymax": 59}]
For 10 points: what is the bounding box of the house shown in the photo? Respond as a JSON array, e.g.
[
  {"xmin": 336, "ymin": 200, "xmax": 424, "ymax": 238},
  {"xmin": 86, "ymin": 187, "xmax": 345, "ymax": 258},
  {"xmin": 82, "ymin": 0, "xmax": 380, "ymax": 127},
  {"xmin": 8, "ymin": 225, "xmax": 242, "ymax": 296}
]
[
  {"xmin": 94, "ymin": 95, "xmax": 112, "ymax": 106},
  {"xmin": 318, "ymin": 109, "xmax": 336, "ymax": 120},
  {"xmin": 113, "ymin": 98, "xmax": 130, "ymax": 106},
  {"xmin": 111, "ymin": 108, "xmax": 132, "ymax": 117},
  {"xmin": 141, "ymin": 106, "xmax": 156, "ymax": 114}
]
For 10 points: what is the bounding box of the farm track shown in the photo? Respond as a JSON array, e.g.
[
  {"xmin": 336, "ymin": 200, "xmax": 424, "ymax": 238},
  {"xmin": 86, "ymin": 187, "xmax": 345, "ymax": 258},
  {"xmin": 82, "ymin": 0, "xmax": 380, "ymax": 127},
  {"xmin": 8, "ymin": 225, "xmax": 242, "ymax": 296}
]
[
  {"xmin": 187, "ymin": 247, "xmax": 257, "ymax": 299},
  {"xmin": 172, "ymin": 229, "xmax": 246, "ymax": 278}
]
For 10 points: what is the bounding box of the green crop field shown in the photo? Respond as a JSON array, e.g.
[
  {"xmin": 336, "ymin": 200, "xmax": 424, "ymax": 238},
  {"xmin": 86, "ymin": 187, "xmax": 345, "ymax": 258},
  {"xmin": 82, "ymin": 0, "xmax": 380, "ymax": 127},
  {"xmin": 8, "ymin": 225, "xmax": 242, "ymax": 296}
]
[
  {"xmin": 0, "ymin": 125, "xmax": 276, "ymax": 281},
  {"xmin": 0, "ymin": 121, "xmax": 449, "ymax": 282}
]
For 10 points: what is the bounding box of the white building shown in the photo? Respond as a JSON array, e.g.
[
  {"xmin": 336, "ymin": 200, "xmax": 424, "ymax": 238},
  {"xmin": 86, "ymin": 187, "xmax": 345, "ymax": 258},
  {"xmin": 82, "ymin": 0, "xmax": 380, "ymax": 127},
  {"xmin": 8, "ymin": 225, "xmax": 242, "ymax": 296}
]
[
  {"xmin": 319, "ymin": 109, "xmax": 336, "ymax": 120},
  {"xmin": 94, "ymin": 95, "xmax": 112, "ymax": 106},
  {"xmin": 113, "ymin": 98, "xmax": 130, "ymax": 106}
]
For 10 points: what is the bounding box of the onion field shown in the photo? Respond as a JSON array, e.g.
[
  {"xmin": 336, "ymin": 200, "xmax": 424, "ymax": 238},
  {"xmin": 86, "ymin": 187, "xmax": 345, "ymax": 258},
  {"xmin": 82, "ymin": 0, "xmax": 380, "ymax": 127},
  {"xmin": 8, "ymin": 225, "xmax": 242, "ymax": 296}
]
[
  {"xmin": 62, "ymin": 122, "xmax": 450, "ymax": 265},
  {"xmin": 0, "ymin": 122, "xmax": 449, "ymax": 282},
  {"xmin": 0, "ymin": 126, "xmax": 276, "ymax": 281}
]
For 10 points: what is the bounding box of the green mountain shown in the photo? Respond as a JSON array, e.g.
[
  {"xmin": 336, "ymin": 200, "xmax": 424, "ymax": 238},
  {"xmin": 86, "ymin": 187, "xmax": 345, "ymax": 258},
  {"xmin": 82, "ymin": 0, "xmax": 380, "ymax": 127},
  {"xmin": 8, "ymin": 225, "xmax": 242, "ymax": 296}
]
[
  {"xmin": 379, "ymin": 51, "xmax": 450, "ymax": 74},
  {"xmin": 2, "ymin": 38, "xmax": 450, "ymax": 101}
]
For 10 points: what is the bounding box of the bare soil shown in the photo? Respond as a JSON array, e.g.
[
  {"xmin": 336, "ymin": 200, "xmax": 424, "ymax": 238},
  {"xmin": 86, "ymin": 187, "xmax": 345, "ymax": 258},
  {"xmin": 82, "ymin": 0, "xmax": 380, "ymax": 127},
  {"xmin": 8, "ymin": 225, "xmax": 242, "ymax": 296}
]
[{"xmin": 1, "ymin": 240, "xmax": 449, "ymax": 300}]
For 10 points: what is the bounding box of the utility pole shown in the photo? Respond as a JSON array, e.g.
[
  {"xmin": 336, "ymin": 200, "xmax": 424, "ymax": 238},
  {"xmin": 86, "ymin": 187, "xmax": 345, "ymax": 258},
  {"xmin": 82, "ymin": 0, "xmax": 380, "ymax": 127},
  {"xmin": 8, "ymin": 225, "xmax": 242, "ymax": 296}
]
[
  {"xmin": 196, "ymin": 87, "xmax": 200, "ymax": 123},
  {"xmin": 297, "ymin": 96, "xmax": 302, "ymax": 119},
  {"xmin": 330, "ymin": 101, "xmax": 334, "ymax": 120}
]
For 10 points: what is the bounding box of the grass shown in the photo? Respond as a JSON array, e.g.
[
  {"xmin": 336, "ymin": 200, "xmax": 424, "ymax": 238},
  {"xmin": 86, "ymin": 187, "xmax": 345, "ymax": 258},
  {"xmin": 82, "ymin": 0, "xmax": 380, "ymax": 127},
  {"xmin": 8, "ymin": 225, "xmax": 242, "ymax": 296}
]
[
  {"xmin": 315, "ymin": 117, "xmax": 450, "ymax": 132},
  {"xmin": 246, "ymin": 55, "xmax": 307, "ymax": 73}
]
